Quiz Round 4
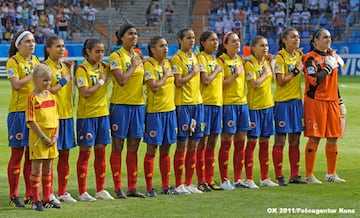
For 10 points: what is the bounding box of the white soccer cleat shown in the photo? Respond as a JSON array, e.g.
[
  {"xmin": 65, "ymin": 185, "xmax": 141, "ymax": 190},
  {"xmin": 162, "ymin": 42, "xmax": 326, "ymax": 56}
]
[
  {"xmin": 58, "ymin": 192, "xmax": 77, "ymax": 202},
  {"xmin": 305, "ymin": 176, "xmax": 323, "ymax": 184},
  {"xmin": 78, "ymin": 192, "xmax": 96, "ymax": 202},
  {"xmin": 50, "ymin": 193, "xmax": 61, "ymax": 204},
  {"xmin": 185, "ymin": 184, "xmax": 203, "ymax": 194},
  {"xmin": 95, "ymin": 190, "xmax": 114, "ymax": 200},
  {"xmin": 245, "ymin": 180, "xmax": 259, "ymax": 189},
  {"xmin": 220, "ymin": 179, "xmax": 234, "ymax": 190},
  {"xmin": 325, "ymin": 174, "xmax": 346, "ymax": 183},
  {"xmin": 260, "ymin": 178, "xmax": 279, "ymax": 187},
  {"xmin": 175, "ymin": 184, "xmax": 191, "ymax": 195}
]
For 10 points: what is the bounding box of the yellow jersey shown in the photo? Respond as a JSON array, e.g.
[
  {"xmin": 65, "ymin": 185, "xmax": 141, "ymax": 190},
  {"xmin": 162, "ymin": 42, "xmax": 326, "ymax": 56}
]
[
  {"xmin": 75, "ymin": 60, "xmax": 110, "ymax": 118},
  {"xmin": 26, "ymin": 91, "xmax": 59, "ymax": 129},
  {"xmin": 171, "ymin": 50, "xmax": 202, "ymax": 105},
  {"xmin": 273, "ymin": 48, "xmax": 302, "ymax": 102},
  {"xmin": 109, "ymin": 47, "xmax": 145, "ymax": 105},
  {"xmin": 198, "ymin": 51, "xmax": 223, "ymax": 106},
  {"xmin": 245, "ymin": 55, "xmax": 274, "ymax": 110},
  {"xmin": 219, "ymin": 53, "xmax": 247, "ymax": 105},
  {"xmin": 144, "ymin": 57, "xmax": 175, "ymax": 112},
  {"xmin": 7, "ymin": 52, "xmax": 40, "ymax": 112},
  {"xmin": 45, "ymin": 58, "xmax": 73, "ymax": 119}
]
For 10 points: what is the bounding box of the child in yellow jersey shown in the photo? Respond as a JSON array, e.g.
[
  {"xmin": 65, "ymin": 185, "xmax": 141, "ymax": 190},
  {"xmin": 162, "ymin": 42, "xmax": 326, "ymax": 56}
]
[
  {"xmin": 272, "ymin": 28, "xmax": 306, "ymax": 186},
  {"xmin": 109, "ymin": 24, "xmax": 146, "ymax": 199},
  {"xmin": 195, "ymin": 31, "xmax": 223, "ymax": 192},
  {"xmin": 7, "ymin": 31, "xmax": 39, "ymax": 208},
  {"xmin": 75, "ymin": 38, "xmax": 113, "ymax": 201},
  {"xmin": 143, "ymin": 36, "xmax": 179, "ymax": 197},
  {"xmin": 244, "ymin": 36, "xmax": 278, "ymax": 188},
  {"xmin": 45, "ymin": 36, "xmax": 77, "ymax": 202},
  {"xmin": 26, "ymin": 64, "xmax": 60, "ymax": 211},
  {"xmin": 171, "ymin": 28, "xmax": 204, "ymax": 194},
  {"xmin": 217, "ymin": 32, "xmax": 251, "ymax": 190}
]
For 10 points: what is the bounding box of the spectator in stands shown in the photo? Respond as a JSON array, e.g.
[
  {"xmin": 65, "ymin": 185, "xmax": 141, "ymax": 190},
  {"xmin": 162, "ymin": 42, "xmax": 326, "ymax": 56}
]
[
  {"xmin": 333, "ymin": 12, "xmax": 344, "ymax": 40},
  {"xmin": 349, "ymin": 0, "xmax": 360, "ymax": 23},
  {"xmin": 237, "ymin": 7, "xmax": 246, "ymax": 24},
  {"xmin": 214, "ymin": 16, "xmax": 224, "ymax": 39},
  {"xmin": 307, "ymin": 0, "xmax": 319, "ymax": 17},
  {"xmin": 72, "ymin": 3, "xmax": 82, "ymax": 27},
  {"xmin": 145, "ymin": 2, "xmax": 153, "ymax": 27},
  {"xmin": 38, "ymin": 10, "xmax": 47, "ymax": 28},
  {"xmin": 217, "ymin": 6, "xmax": 226, "ymax": 18},
  {"xmin": 22, "ymin": 2, "xmax": 31, "ymax": 27},
  {"xmin": 319, "ymin": 0, "xmax": 328, "ymax": 14},
  {"xmin": 330, "ymin": 0, "xmax": 340, "ymax": 18},
  {"xmin": 165, "ymin": 4, "xmax": 174, "ymax": 33},
  {"xmin": 87, "ymin": 3, "xmax": 97, "ymax": 35},
  {"xmin": 8, "ymin": 2, "xmax": 16, "ymax": 26},
  {"xmin": 230, "ymin": 5, "xmax": 240, "ymax": 19},
  {"xmin": 294, "ymin": 0, "xmax": 304, "ymax": 12},
  {"xmin": 223, "ymin": 15, "xmax": 233, "ymax": 35},
  {"xmin": 259, "ymin": 0, "xmax": 269, "ymax": 14},
  {"xmin": 31, "ymin": 10, "xmax": 39, "ymax": 27},
  {"xmin": 291, "ymin": 7, "xmax": 301, "ymax": 27},
  {"xmin": 340, "ymin": 0, "xmax": 349, "ymax": 16},
  {"xmin": 81, "ymin": 2, "xmax": 89, "ymax": 30},
  {"xmin": 301, "ymin": 7, "xmax": 311, "ymax": 31},
  {"xmin": 153, "ymin": 4, "xmax": 163, "ymax": 26},
  {"xmin": 35, "ymin": 0, "xmax": 45, "ymax": 13},
  {"xmin": 57, "ymin": 13, "xmax": 68, "ymax": 41},
  {"xmin": 274, "ymin": 6, "xmax": 285, "ymax": 27},
  {"xmin": 15, "ymin": 2, "xmax": 23, "ymax": 26},
  {"xmin": 233, "ymin": 16, "xmax": 242, "ymax": 38},
  {"xmin": 248, "ymin": 11, "xmax": 258, "ymax": 37}
]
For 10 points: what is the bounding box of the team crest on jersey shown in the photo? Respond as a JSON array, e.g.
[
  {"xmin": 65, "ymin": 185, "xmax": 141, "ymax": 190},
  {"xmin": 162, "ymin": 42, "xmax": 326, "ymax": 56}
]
[
  {"xmin": 229, "ymin": 65, "xmax": 236, "ymax": 74},
  {"xmin": 250, "ymin": 122, "xmax": 256, "ymax": 128},
  {"xmin": 279, "ymin": 121, "xmax": 286, "ymax": 127},
  {"xmin": 16, "ymin": 133, "xmax": 23, "ymax": 140},
  {"xmin": 172, "ymin": 65, "xmax": 178, "ymax": 72},
  {"xmin": 182, "ymin": 124, "xmax": 189, "ymax": 131},
  {"xmin": 86, "ymin": 133, "xmax": 93, "ymax": 140},
  {"xmin": 126, "ymin": 62, "xmax": 131, "ymax": 70},
  {"xmin": 287, "ymin": 64, "xmax": 294, "ymax": 72},
  {"xmin": 186, "ymin": 64, "xmax": 192, "ymax": 73},
  {"xmin": 111, "ymin": 60, "xmax": 118, "ymax": 69},
  {"xmin": 144, "ymin": 71, "xmax": 152, "ymax": 80},
  {"xmin": 24, "ymin": 66, "xmax": 31, "ymax": 75},
  {"xmin": 77, "ymin": 78, "xmax": 84, "ymax": 86},
  {"xmin": 274, "ymin": 64, "xmax": 281, "ymax": 74},
  {"xmin": 258, "ymin": 69, "xmax": 264, "ymax": 76},
  {"xmin": 149, "ymin": 130, "xmax": 156, "ymax": 137},
  {"xmin": 209, "ymin": 64, "xmax": 215, "ymax": 73},
  {"xmin": 7, "ymin": 68, "xmax": 15, "ymax": 77},
  {"xmin": 227, "ymin": 120, "xmax": 234, "ymax": 127},
  {"xmin": 307, "ymin": 66, "xmax": 315, "ymax": 75},
  {"xmin": 112, "ymin": 124, "xmax": 119, "ymax": 131}
]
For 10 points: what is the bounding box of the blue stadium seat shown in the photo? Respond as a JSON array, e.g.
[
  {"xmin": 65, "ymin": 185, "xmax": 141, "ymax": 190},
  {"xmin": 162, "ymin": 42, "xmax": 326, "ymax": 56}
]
[
  {"xmin": 210, "ymin": 13, "xmax": 217, "ymax": 21},
  {"xmin": 253, "ymin": 6, "xmax": 259, "ymax": 13},
  {"xmin": 311, "ymin": 18, "xmax": 318, "ymax": 25},
  {"xmin": 348, "ymin": 17, "xmax": 355, "ymax": 26},
  {"xmin": 320, "ymin": 18, "xmax": 327, "ymax": 25},
  {"xmin": 302, "ymin": 31, "xmax": 310, "ymax": 38},
  {"xmin": 209, "ymin": 20, "xmax": 215, "ymax": 27}
]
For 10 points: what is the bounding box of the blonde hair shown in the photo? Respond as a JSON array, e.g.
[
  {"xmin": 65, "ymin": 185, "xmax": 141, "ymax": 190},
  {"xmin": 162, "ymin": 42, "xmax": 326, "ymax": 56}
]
[{"xmin": 33, "ymin": 63, "xmax": 52, "ymax": 78}]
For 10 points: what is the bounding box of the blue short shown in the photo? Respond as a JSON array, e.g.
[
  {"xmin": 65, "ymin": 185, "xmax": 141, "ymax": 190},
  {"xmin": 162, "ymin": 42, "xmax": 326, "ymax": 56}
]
[
  {"xmin": 274, "ymin": 99, "xmax": 304, "ymax": 134},
  {"xmin": 7, "ymin": 112, "xmax": 29, "ymax": 147},
  {"xmin": 57, "ymin": 118, "xmax": 76, "ymax": 151},
  {"xmin": 76, "ymin": 116, "xmax": 111, "ymax": 146},
  {"xmin": 222, "ymin": 104, "xmax": 251, "ymax": 134},
  {"xmin": 176, "ymin": 104, "xmax": 204, "ymax": 141},
  {"xmin": 248, "ymin": 107, "xmax": 275, "ymax": 138},
  {"xmin": 203, "ymin": 105, "xmax": 222, "ymax": 136},
  {"xmin": 110, "ymin": 104, "xmax": 145, "ymax": 139},
  {"xmin": 144, "ymin": 110, "xmax": 177, "ymax": 145}
]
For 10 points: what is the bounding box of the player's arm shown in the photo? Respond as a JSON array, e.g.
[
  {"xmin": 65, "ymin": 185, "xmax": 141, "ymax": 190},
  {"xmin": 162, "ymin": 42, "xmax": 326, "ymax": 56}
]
[
  {"xmin": 275, "ymin": 56, "xmax": 303, "ymax": 86},
  {"xmin": 223, "ymin": 64, "xmax": 242, "ymax": 88},
  {"xmin": 201, "ymin": 64, "xmax": 222, "ymax": 85},
  {"xmin": 49, "ymin": 71, "xmax": 71, "ymax": 94},
  {"xmin": 247, "ymin": 62, "xmax": 271, "ymax": 88},
  {"xmin": 174, "ymin": 63, "xmax": 200, "ymax": 87},
  {"xmin": 112, "ymin": 55, "xmax": 142, "ymax": 86},
  {"xmin": 146, "ymin": 67, "xmax": 173, "ymax": 92}
]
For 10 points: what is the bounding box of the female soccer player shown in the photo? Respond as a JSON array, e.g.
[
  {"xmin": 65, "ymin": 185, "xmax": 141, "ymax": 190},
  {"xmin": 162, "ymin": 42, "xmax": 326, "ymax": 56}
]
[
  {"xmin": 171, "ymin": 28, "xmax": 203, "ymax": 194},
  {"xmin": 196, "ymin": 31, "xmax": 223, "ymax": 192},
  {"xmin": 45, "ymin": 36, "xmax": 77, "ymax": 202},
  {"xmin": 75, "ymin": 38, "xmax": 113, "ymax": 201},
  {"xmin": 244, "ymin": 36, "xmax": 278, "ymax": 188},
  {"xmin": 272, "ymin": 27, "xmax": 306, "ymax": 186},
  {"xmin": 217, "ymin": 31, "xmax": 251, "ymax": 190},
  {"xmin": 26, "ymin": 64, "xmax": 60, "ymax": 211},
  {"xmin": 7, "ymin": 30, "xmax": 40, "ymax": 208},
  {"xmin": 302, "ymin": 28, "xmax": 346, "ymax": 184},
  {"xmin": 109, "ymin": 24, "xmax": 145, "ymax": 198},
  {"xmin": 143, "ymin": 36, "xmax": 179, "ymax": 197}
]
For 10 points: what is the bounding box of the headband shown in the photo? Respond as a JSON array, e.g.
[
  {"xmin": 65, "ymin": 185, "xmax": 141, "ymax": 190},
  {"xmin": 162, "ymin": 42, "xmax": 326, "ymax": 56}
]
[
  {"xmin": 223, "ymin": 31, "xmax": 234, "ymax": 45},
  {"xmin": 313, "ymin": 28, "xmax": 325, "ymax": 39},
  {"xmin": 15, "ymin": 31, "xmax": 32, "ymax": 48}
]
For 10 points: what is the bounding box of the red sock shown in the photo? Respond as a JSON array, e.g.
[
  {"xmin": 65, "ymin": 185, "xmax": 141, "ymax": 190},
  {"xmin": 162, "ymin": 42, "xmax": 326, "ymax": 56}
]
[
  {"xmin": 126, "ymin": 151, "xmax": 138, "ymax": 191},
  {"xmin": 218, "ymin": 140, "xmax": 231, "ymax": 182},
  {"xmin": 173, "ymin": 150, "xmax": 185, "ymax": 187},
  {"xmin": 205, "ymin": 147, "xmax": 215, "ymax": 183},
  {"xmin": 233, "ymin": 140, "xmax": 245, "ymax": 182},
  {"xmin": 94, "ymin": 147, "xmax": 106, "ymax": 192},
  {"xmin": 42, "ymin": 173, "xmax": 52, "ymax": 202},
  {"xmin": 23, "ymin": 149, "xmax": 32, "ymax": 199},
  {"xmin": 57, "ymin": 151, "xmax": 70, "ymax": 196},
  {"xmin": 77, "ymin": 150, "xmax": 90, "ymax": 195},
  {"xmin": 144, "ymin": 153, "xmax": 155, "ymax": 190},
  {"xmin": 259, "ymin": 141, "xmax": 269, "ymax": 180},
  {"xmin": 272, "ymin": 145, "xmax": 284, "ymax": 178},
  {"xmin": 160, "ymin": 154, "xmax": 170, "ymax": 190},
  {"xmin": 30, "ymin": 173, "xmax": 41, "ymax": 202},
  {"xmin": 289, "ymin": 146, "xmax": 300, "ymax": 178},
  {"xmin": 110, "ymin": 151, "xmax": 122, "ymax": 191},
  {"xmin": 245, "ymin": 140, "xmax": 257, "ymax": 180},
  {"xmin": 7, "ymin": 147, "xmax": 23, "ymax": 198},
  {"xmin": 196, "ymin": 146, "xmax": 205, "ymax": 185},
  {"xmin": 185, "ymin": 151, "xmax": 196, "ymax": 185}
]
